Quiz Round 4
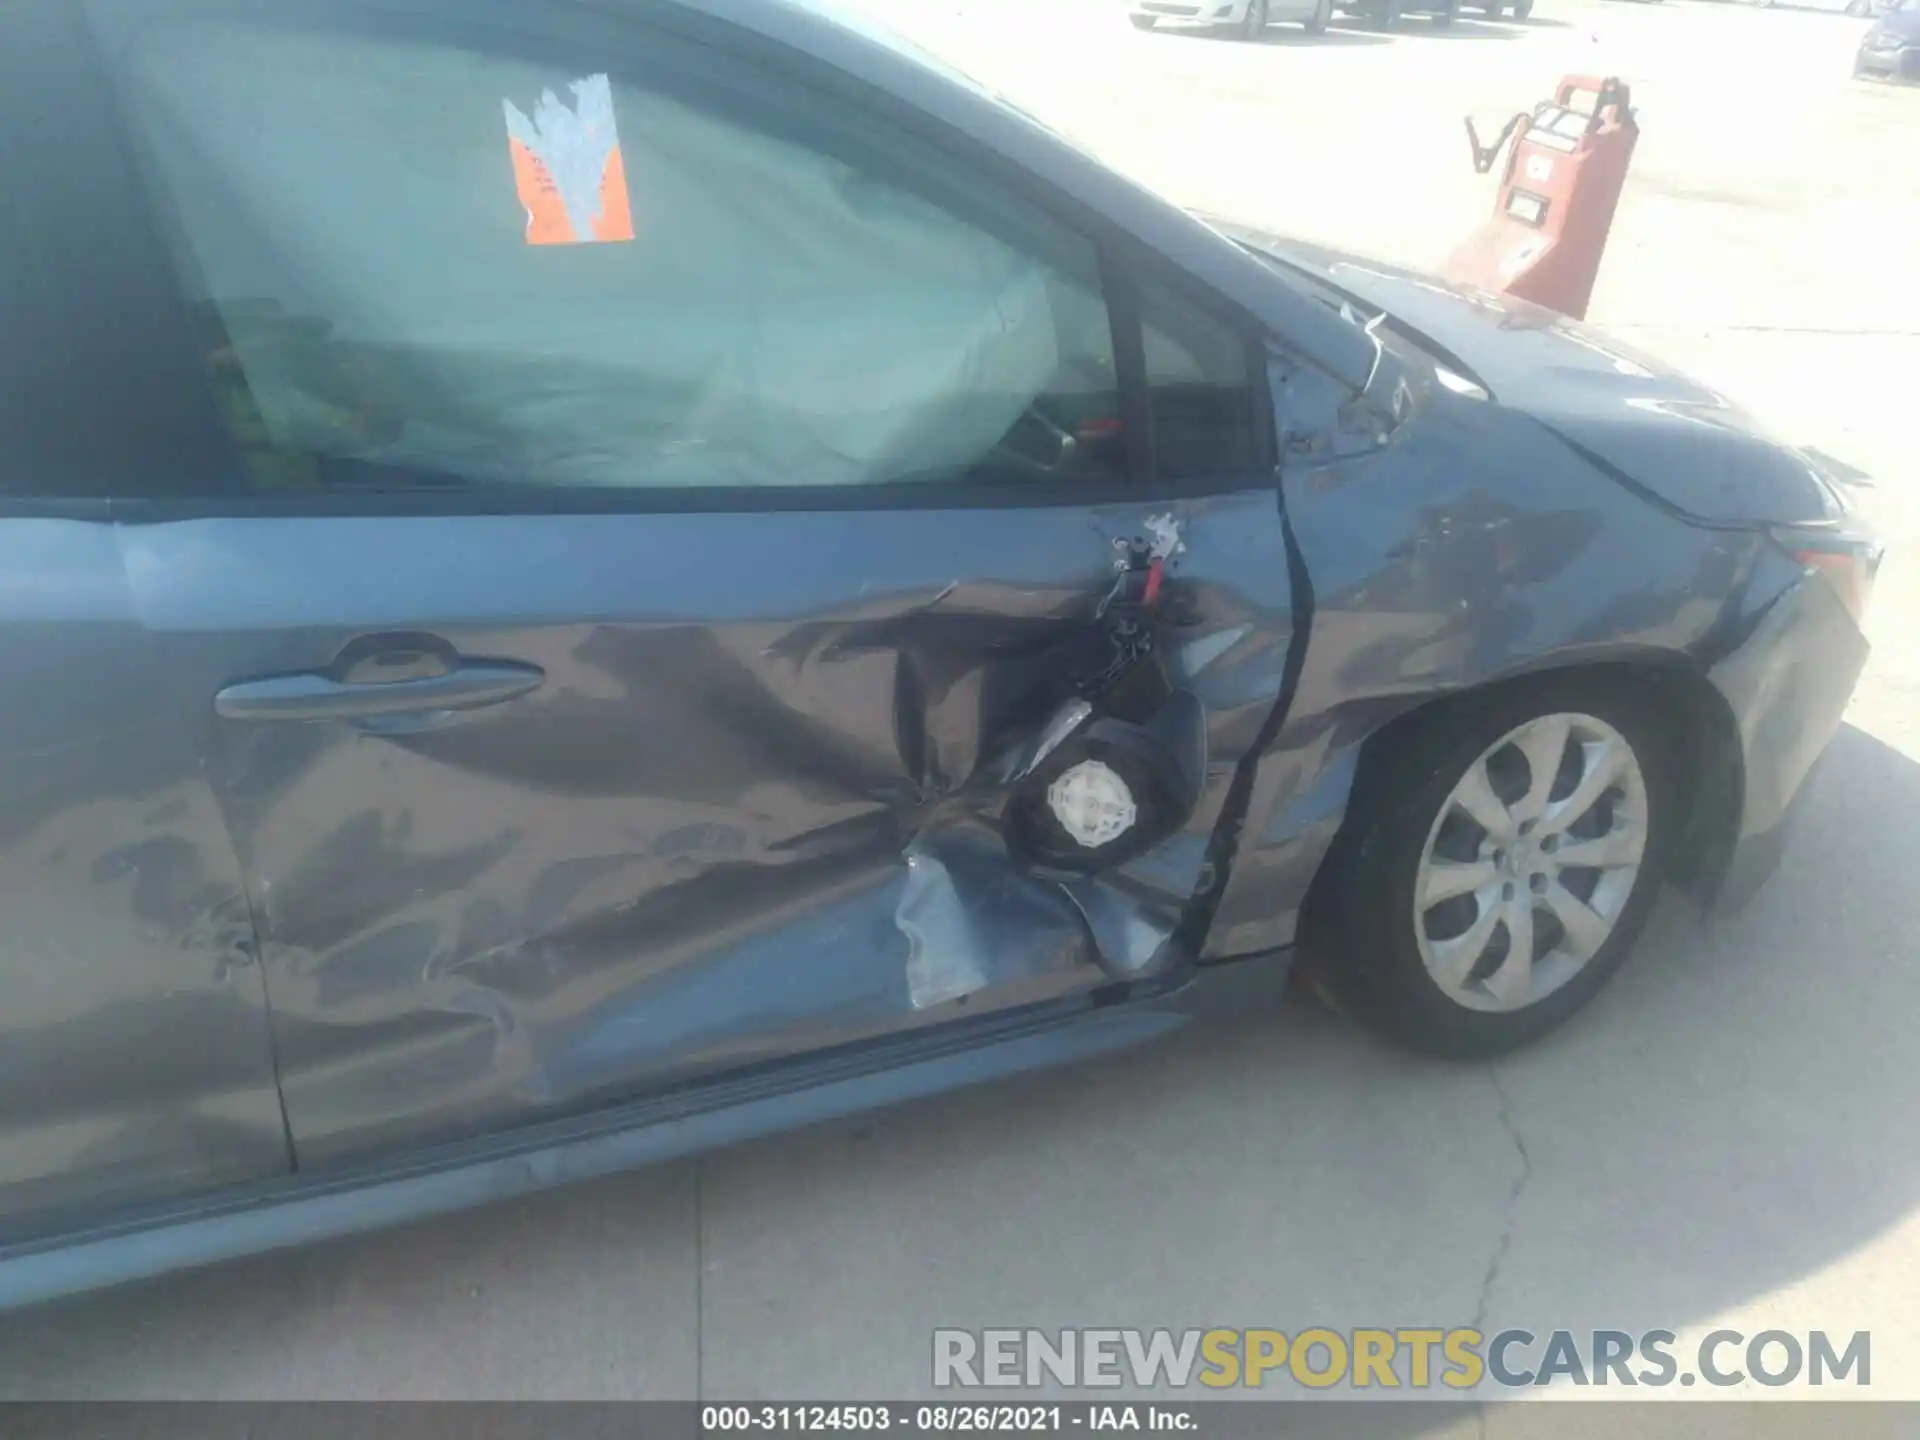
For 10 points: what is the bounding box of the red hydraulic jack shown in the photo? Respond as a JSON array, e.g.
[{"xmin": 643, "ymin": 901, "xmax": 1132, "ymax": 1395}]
[{"xmin": 1443, "ymin": 76, "xmax": 1639, "ymax": 321}]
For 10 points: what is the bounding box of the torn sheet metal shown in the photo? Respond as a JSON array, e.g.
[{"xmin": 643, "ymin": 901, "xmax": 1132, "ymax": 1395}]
[
  {"xmin": 147, "ymin": 470, "xmax": 1295, "ymax": 1167},
  {"xmin": 898, "ymin": 844, "xmax": 990, "ymax": 1011},
  {"xmin": 898, "ymin": 829, "xmax": 1096, "ymax": 1010},
  {"xmin": 1060, "ymin": 878, "xmax": 1175, "ymax": 980}
]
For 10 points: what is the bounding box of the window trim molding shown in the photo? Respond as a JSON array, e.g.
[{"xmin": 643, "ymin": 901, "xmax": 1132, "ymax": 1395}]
[
  {"xmin": 103, "ymin": 463, "xmax": 1279, "ymax": 524},
  {"xmin": 1102, "ymin": 253, "xmax": 1157, "ymax": 491}
]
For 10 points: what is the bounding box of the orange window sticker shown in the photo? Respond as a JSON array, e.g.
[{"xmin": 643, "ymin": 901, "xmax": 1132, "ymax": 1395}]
[{"xmin": 503, "ymin": 74, "xmax": 634, "ymax": 246}]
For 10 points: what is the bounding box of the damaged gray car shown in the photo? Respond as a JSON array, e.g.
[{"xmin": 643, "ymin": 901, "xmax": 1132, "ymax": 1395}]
[{"xmin": 0, "ymin": 0, "xmax": 1879, "ymax": 1307}]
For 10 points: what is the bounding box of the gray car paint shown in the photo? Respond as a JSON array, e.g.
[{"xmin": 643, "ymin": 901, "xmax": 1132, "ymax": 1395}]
[
  {"xmin": 0, "ymin": 520, "xmax": 289, "ymax": 1236},
  {"xmin": 1185, "ymin": 230, "xmax": 1872, "ymax": 951},
  {"xmin": 1216, "ymin": 228, "xmax": 1852, "ymax": 528},
  {"xmin": 0, "ymin": 953, "xmax": 1289, "ymax": 1312},
  {"xmin": 1204, "ymin": 377, "xmax": 1775, "ymax": 958},
  {"xmin": 0, "ymin": 1, "xmax": 298, "ymax": 1239},
  {"xmin": 1706, "ymin": 573, "xmax": 1870, "ymax": 908},
  {"xmin": 129, "ymin": 492, "xmax": 1297, "ymax": 1168},
  {"xmin": 0, "ymin": 0, "xmax": 1874, "ymax": 1297}
]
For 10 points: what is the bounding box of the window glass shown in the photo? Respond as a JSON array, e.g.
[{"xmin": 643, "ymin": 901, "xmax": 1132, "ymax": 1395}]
[
  {"xmin": 113, "ymin": 19, "xmax": 1129, "ymax": 493},
  {"xmin": 1139, "ymin": 277, "xmax": 1258, "ymax": 478}
]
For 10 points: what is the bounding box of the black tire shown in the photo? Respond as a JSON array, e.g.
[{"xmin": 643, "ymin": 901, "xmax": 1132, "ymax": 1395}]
[
  {"xmin": 1432, "ymin": 0, "xmax": 1459, "ymax": 24},
  {"xmin": 1305, "ymin": 0, "xmax": 1333, "ymax": 31},
  {"xmin": 1240, "ymin": 0, "xmax": 1271, "ymax": 37},
  {"xmin": 1369, "ymin": 0, "xmax": 1404, "ymax": 27},
  {"xmin": 1312, "ymin": 672, "xmax": 1680, "ymax": 1059},
  {"xmin": 1130, "ymin": 13, "xmax": 1158, "ymax": 28},
  {"xmin": 1482, "ymin": 0, "xmax": 1505, "ymax": 15},
  {"xmin": 1513, "ymin": 0, "xmax": 1534, "ymax": 16}
]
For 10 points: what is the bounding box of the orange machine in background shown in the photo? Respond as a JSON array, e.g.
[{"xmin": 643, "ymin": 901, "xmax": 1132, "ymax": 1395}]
[{"xmin": 1444, "ymin": 76, "xmax": 1640, "ymax": 321}]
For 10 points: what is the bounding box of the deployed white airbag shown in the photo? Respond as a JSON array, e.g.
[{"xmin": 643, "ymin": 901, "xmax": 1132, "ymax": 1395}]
[{"xmin": 128, "ymin": 23, "xmax": 1070, "ymax": 489}]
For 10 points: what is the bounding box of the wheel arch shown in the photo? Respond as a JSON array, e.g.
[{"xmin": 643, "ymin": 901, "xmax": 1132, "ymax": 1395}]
[{"xmin": 1295, "ymin": 654, "xmax": 1745, "ymax": 964}]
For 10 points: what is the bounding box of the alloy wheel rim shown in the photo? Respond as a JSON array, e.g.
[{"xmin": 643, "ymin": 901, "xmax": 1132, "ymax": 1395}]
[{"xmin": 1413, "ymin": 711, "xmax": 1649, "ymax": 1014}]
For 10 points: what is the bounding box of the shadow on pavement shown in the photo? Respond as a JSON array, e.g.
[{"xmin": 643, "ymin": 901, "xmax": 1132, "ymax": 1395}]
[
  {"xmin": 1396, "ymin": 17, "xmax": 1533, "ymax": 37},
  {"xmin": 1155, "ymin": 24, "xmax": 1395, "ymax": 45},
  {"xmin": 1455, "ymin": 720, "xmax": 1920, "ymax": 1346},
  {"xmin": 677, "ymin": 719, "xmax": 1920, "ymax": 1407},
  {"xmin": 1264, "ymin": 26, "xmax": 1396, "ymax": 42}
]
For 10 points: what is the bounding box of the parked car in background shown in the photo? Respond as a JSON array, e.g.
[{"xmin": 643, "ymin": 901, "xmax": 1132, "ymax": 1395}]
[
  {"xmin": 1130, "ymin": 0, "xmax": 1335, "ymax": 37},
  {"xmin": 1121, "ymin": 0, "xmax": 1528, "ymax": 32},
  {"xmin": 1856, "ymin": 0, "xmax": 1920, "ymax": 72},
  {"xmin": 1333, "ymin": 0, "xmax": 1486, "ymax": 28},
  {"xmin": 1376, "ymin": 0, "xmax": 1539, "ymax": 23},
  {"xmin": 1128, "ymin": 0, "xmax": 1503, "ymax": 34},
  {"xmin": 1752, "ymin": 0, "xmax": 1885, "ymax": 15},
  {"xmin": 1121, "ymin": 0, "xmax": 1336, "ymax": 34},
  {"xmin": 0, "ymin": 0, "xmax": 1878, "ymax": 1314}
]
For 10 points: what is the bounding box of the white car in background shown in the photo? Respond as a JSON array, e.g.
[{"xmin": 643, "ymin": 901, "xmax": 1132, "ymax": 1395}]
[{"xmin": 1129, "ymin": 0, "xmax": 1336, "ymax": 37}]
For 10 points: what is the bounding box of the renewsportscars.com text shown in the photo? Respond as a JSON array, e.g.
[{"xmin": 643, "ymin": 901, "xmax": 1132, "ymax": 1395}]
[{"xmin": 932, "ymin": 1328, "xmax": 1870, "ymax": 1391}]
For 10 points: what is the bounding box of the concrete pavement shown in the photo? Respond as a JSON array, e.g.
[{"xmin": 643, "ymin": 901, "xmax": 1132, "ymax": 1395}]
[{"xmin": 2, "ymin": 0, "xmax": 1914, "ymax": 1408}]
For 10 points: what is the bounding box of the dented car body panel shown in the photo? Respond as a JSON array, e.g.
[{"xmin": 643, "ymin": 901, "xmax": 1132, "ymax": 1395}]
[
  {"xmin": 1215, "ymin": 229, "xmax": 1852, "ymax": 528},
  {"xmin": 0, "ymin": 957, "xmax": 1288, "ymax": 1312},
  {"xmin": 1203, "ymin": 384, "xmax": 1776, "ymax": 959},
  {"xmin": 121, "ymin": 496, "xmax": 1296, "ymax": 1167},
  {"xmin": 1704, "ymin": 570, "xmax": 1871, "ymax": 910},
  {"xmin": 0, "ymin": 521, "xmax": 290, "ymax": 1239},
  {"xmin": 0, "ymin": 0, "xmax": 1876, "ymax": 1305}
]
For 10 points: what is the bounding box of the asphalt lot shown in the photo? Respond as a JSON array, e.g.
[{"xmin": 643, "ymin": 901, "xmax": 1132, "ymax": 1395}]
[{"xmin": 3, "ymin": 0, "xmax": 1917, "ymax": 1410}]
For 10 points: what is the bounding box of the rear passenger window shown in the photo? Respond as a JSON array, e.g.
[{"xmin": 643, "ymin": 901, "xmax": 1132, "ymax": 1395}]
[{"xmin": 105, "ymin": 17, "xmax": 1135, "ymax": 494}]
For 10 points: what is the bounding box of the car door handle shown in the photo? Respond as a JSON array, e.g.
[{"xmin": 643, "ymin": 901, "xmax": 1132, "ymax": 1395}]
[{"xmin": 214, "ymin": 660, "xmax": 545, "ymax": 723}]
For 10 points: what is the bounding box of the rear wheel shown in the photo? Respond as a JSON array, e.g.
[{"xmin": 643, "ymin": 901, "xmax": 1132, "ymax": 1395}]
[
  {"xmin": 1305, "ymin": 0, "xmax": 1334, "ymax": 29},
  {"xmin": 1482, "ymin": 0, "xmax": 1505, "ymax": 15},
  {"xmin": 1314, "ymin": 674, "xmax": 1678, "ymax": 1058},
  {"xmin": 1130, "ymin": 12, "xmax": 1158, "ymax": 27},
  {"xmin": 1239, "ymin": 0, "xmax": 1272, "ymax": 37},
  {"xmin": 1512, "ymin": 0, "xmax": 1534, "ymax": 16},
  {"xmin": 1368, "ymin": 0, "xmax": 1404, "ymax": 27}
]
